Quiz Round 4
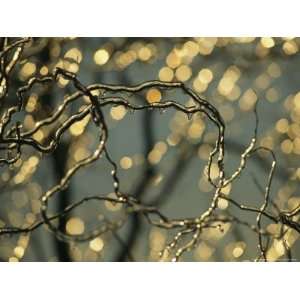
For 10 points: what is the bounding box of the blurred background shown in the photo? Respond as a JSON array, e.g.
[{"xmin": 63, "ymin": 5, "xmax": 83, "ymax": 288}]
[{"xmin": 0, "ymin": 37, "xmax": 299, "ymax": 262}]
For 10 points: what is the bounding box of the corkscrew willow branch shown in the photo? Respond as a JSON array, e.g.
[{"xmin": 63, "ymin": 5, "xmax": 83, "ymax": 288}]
[{"xmin": 0, "ymin": 38, "xmax": 299, "ymax": 262}]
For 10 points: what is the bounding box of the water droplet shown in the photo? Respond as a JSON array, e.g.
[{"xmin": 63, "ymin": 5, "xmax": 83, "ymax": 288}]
[
  {"xmin": 159, "ymin": 108, "xmax": 166, "ymax": 114},
  {"xmin": 186, "ymin": 112, "xmax": 193, "ymax": 120},
  {"xmin": 111, "ymin": 170, "xmax": 116, "ymax": 176},
  {"xmin": 61, "ymin": 185, "xmax": 67, "ymax": 191},
  {"xmin": 129, "ymin": 108, "xmax": 135, "ymax": 114}
]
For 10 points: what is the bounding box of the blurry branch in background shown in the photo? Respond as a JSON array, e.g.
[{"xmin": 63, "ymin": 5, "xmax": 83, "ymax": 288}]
[
  {"xmin": 37, "ymin": 42, "xmax": 72, "ymax": 261},
  {"xmin": 0, "ymin": 38, "xmax": 299, "ymax": 262}
]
